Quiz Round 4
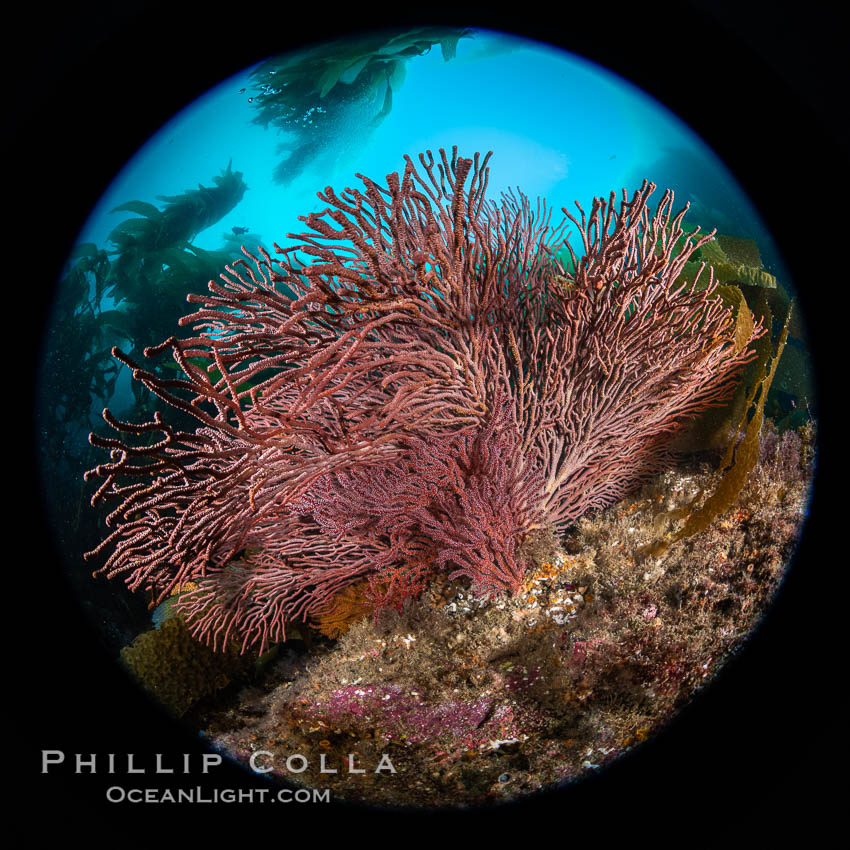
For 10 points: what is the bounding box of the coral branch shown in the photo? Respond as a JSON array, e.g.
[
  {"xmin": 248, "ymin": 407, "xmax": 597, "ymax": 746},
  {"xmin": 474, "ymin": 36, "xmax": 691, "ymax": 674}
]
[{"xmin": 85, "ymin": 148, "xmax": 763, "ymax": 651}]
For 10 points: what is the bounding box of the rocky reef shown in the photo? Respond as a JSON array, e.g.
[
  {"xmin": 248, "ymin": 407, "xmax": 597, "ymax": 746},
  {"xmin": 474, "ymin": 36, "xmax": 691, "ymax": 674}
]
[{"xmin": 195, "ymin": 420, "xmax": 813, "ymax": 808}]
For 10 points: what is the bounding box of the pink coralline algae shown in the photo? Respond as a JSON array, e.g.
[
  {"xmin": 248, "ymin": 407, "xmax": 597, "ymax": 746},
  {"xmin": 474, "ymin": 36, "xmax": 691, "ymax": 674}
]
[
  {"xmin": 85, "ymin": 147, "xmax": 763, "ymax": 652},
  {"xmin": 288, "ymin": 683, "xmax": 545, "ymax": 749}
]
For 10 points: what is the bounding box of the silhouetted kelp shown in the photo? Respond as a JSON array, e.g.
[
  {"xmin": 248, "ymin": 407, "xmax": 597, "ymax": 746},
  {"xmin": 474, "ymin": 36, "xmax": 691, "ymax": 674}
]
[
  {"xmin": 40, "ymin": 164, "xmax": 254, "ymax": 628},
  {"xmin": 248, "ymin": 28, "xmax": 471, "ymax": 184}
]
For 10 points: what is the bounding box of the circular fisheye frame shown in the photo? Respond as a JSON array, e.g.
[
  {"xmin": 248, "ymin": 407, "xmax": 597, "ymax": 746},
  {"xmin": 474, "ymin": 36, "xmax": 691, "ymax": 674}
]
[{"xmin": 38, "ymin": 27, "xmax": 815, "ymax": 809}]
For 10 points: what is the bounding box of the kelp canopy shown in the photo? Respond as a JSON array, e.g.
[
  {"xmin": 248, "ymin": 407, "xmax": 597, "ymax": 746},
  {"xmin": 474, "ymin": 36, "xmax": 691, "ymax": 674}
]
[{"xmin": 248, "ymin": 27, "xmax": 472, "ymax": 184}]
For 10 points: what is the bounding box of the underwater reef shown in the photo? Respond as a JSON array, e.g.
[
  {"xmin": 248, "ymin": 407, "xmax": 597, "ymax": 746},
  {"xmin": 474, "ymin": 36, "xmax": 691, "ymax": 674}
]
[
  {"xmin": 85, "ymin": 147, "xmax": 766, "ymax": 655},
  {"xmin": 201, "ymin": 418, "xmax": 813, "ymax": 806}
]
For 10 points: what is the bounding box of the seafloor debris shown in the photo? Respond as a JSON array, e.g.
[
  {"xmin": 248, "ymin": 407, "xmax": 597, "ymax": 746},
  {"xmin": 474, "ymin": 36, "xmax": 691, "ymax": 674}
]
[{"xmin": 195, "ymin": 420, "xmax": 813, "ymax": 808}]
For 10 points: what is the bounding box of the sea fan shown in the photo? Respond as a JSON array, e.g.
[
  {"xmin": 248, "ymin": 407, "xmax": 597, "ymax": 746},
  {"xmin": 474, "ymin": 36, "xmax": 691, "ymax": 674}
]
[{"xmin": 86, "ymin": 147, "xmax": 762, "ymax": 652}]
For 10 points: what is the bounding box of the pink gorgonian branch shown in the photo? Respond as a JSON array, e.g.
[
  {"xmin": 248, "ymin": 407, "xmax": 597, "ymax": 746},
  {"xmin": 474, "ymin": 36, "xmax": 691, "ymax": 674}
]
[{"xmin": 84, "ymin": 146, "xmax": 763, "ymax": 652}]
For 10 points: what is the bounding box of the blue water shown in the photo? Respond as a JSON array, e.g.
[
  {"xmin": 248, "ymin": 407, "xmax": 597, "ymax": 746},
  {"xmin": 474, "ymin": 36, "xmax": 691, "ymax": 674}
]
[{"xmin": 72, "ymin": 29, "xmax": 764, "ymax": 262}]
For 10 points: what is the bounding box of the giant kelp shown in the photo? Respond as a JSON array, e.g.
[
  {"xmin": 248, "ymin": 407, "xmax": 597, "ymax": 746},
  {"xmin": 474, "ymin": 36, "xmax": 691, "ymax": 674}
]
[
  {"xmin": 248, "ymin": 28, "xmax": 472, "ymax": 184},
  {"xmin": 41, "ymin": 164, "xmax": 253, "ymax": 571},
  {"xmin": 669, "ymin": 225, "xmax": 813, "ymax": 449},
  {"xmin": 40, "ymin": 244, "xmax": 121, "ymax": 478},
  {"xmin": 100, "ymin": 164, "xmax": 250, "ymax": 413},
  {"xmin": 107, "ymin": 161, "xmax": 247, "ymax": 258},
  {"xmin": 105, "ymin": 163, "xmax": 247, "ymax": 318},
  {"xmin": 642, "ymin": 293, "xmax": 794, "ymax": 559}
]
